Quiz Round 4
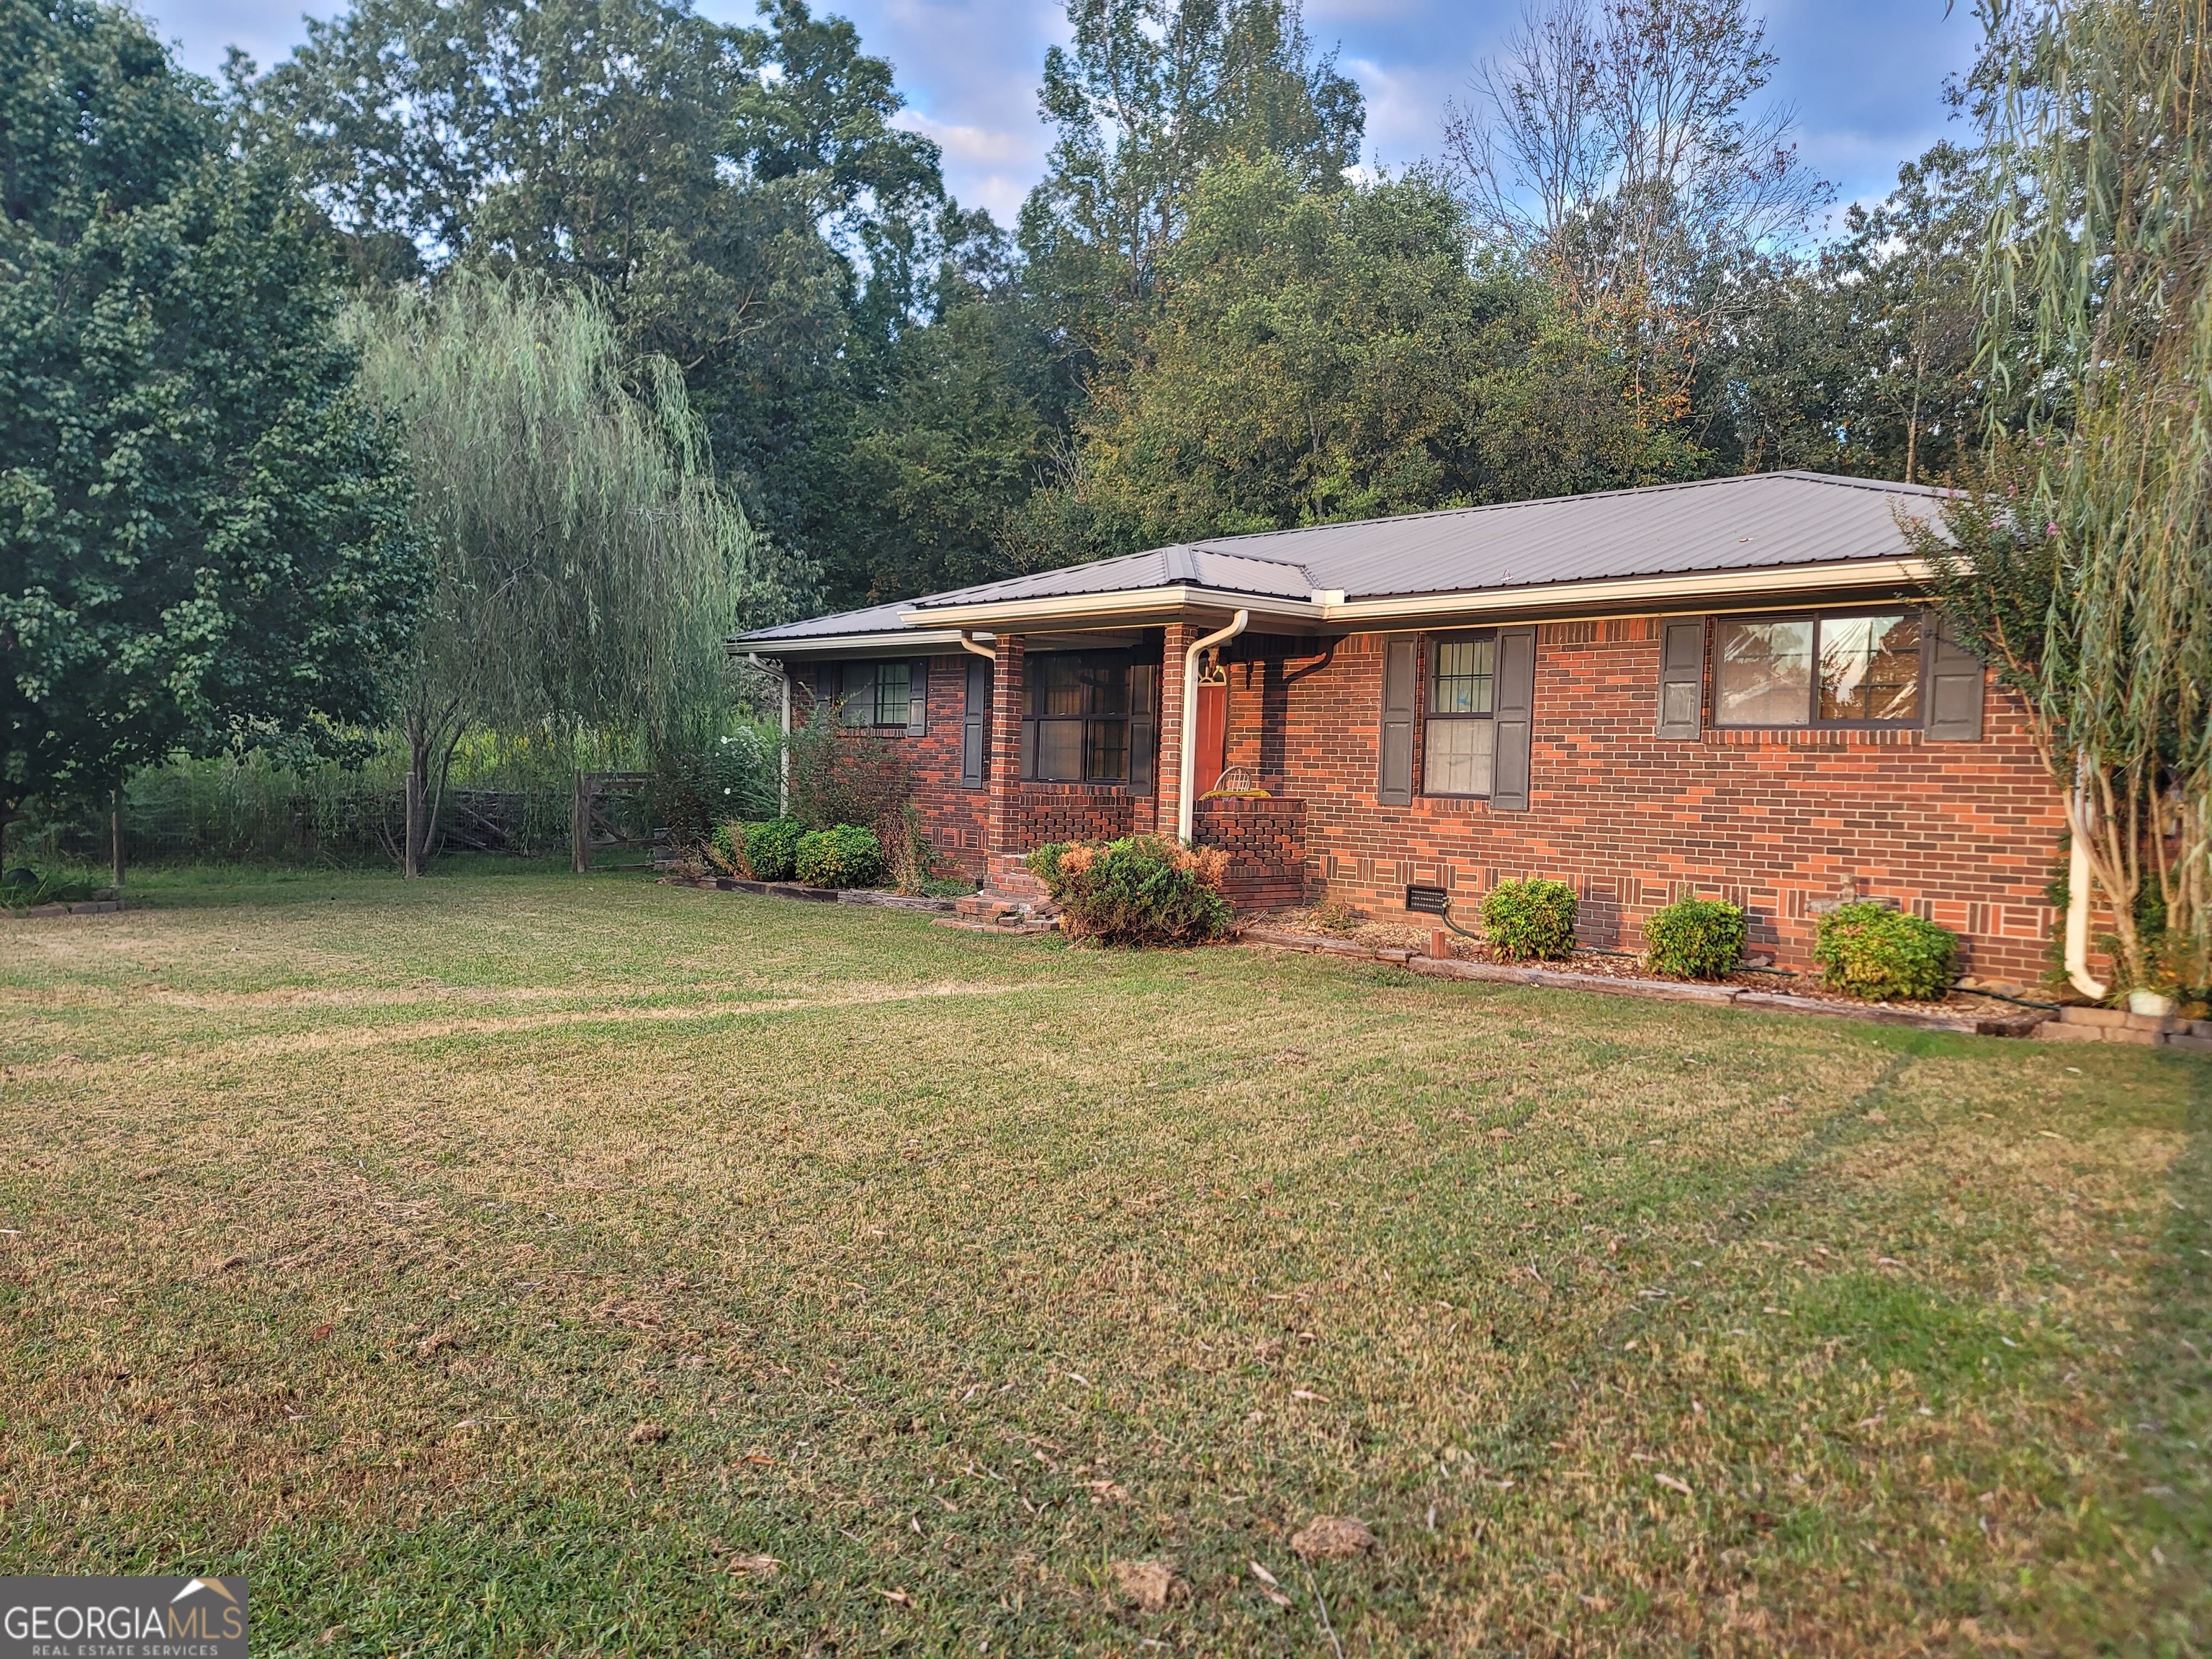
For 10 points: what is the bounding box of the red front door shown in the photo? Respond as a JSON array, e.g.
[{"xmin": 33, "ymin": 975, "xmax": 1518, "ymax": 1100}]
[{"xmin": 1194, "ymin": 680, "xmax": 1228, "ymax": 797}]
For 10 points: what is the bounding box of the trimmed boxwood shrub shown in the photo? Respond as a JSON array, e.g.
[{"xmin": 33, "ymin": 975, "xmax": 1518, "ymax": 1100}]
[
  {"xmin": 1027, "ymin": 835, "xmax": 1233, "ymax": 948},
  {"xmin": 795, "ymin": 824, "xmax": 884, "ymax": 889},
  {"xmin": 740, "ymin": 817, "xmax": 808, "ymax": 882},
  {"xmin": 1480, "ymin": 878, "xmax": 1578, "ymax": 961},
  {"xmin": 1642, "ymin": 896, "xmax": 1748, "ymax": 980},
  {"xmin": 1813, "ymin": 902, "xmax": 1956, "ymax": 1001}
]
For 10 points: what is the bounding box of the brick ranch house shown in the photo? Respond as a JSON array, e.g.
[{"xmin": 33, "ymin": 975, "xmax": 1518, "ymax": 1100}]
[{"xmin": 734, "ymin": 471, "xmax": 2064, "ymax": 984}]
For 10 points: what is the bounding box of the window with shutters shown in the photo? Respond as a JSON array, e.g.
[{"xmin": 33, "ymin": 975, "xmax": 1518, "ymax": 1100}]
[
  {"xmin": 1423, "ymin": 633, "xmax": 1498, "ymax": 796},
  {"xmin": 1713, "ymin": 611, "xmax": 1923, "ymax": 728},
  {"xmin": 819, "ymin": 660, "xmax": 925, "ymax": 732},
  {"xmin": 1019, "ymin": 651, "xmax": 1148, "ymax": 784}
]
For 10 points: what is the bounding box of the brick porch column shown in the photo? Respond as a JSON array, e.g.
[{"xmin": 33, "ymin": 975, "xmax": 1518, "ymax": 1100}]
[
  {"xmin": 986, "ymin": 633, "xmax": 1027, "ymax": 874},
  {"xmin": 1153, "ymin": 621, "xmax": 1200, "ymax": 842}
]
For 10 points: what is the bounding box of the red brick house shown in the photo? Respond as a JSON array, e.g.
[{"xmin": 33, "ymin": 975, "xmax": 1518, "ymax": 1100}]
[{"xmin": 735, "ymin": 471, "xmax": 2062, "ymax": 983}]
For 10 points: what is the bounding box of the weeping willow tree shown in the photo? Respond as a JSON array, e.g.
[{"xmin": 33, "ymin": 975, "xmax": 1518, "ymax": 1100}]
[
  {"xmin": 350, "ymin": 273, "xmax": 782, "ymax": 876},
  {"xmin": 1917, "ymin": 0, "xmax": 2212, "ymax": 995}
]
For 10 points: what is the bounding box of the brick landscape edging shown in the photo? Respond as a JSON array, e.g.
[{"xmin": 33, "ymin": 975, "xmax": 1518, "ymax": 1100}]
[{"xmin": 1236, "ymin": 925, "xmax": 2049, "ymax": 1038}]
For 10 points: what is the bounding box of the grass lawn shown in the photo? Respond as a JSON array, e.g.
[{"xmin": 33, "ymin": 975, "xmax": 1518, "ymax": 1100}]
[{"xmin": 3, "ymin": 863, "xmax": 2206, "ymax": 1656}]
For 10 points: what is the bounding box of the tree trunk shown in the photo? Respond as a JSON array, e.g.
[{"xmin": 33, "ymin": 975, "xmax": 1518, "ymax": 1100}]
[
  {"xmin": 405, "ymin": 711, "xmax": 431, "ymax": 880},
  {"xmin": 110, "ymin": 786, "xmax": 125, "ymax": 891}
]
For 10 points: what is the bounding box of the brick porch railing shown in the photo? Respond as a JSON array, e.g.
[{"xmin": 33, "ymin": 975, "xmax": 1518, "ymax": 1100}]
[{"xmin": 1194, "ymin": 796, "xmax": 1311, "ymax": 910}]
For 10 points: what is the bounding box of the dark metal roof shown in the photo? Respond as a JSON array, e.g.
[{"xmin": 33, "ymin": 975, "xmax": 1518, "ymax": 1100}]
[
  {"xmin": 737, "ymin": 470, "xmax": 1943, "ymax": 644},
  {"xmin": 739, "ymin": 598, "xmax": 922, "ymax": 643}
]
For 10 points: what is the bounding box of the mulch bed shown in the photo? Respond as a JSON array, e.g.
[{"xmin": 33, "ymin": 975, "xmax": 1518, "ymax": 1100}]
[{"xmin": 1240, "ymin": 908, "xmax": 2054, "ymax": 1038}]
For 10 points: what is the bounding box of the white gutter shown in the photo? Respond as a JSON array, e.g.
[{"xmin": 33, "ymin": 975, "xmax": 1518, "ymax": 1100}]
[
  {"xmin": 907, "ymin": 586, "xmax": 1316, "ymax": 631},
  {"xmin": 2064, "ymin": 761, "xmax": 2110, "ymax": 1000},
  {"xmin": 1177, "ymin": 611, "xmax": 1248, "ymax": 844},
  {"xmin": 733, "ymin": 628, "xmax": 983, "ymax": 655},
  {"xmin": 745, "ymin": 653, "xmax": 792, "ymax": 816},
  {"xmin": 900, "ymin": 559, "xmax": 1933, "ymax": 634},
  {"xmin": 1321, "ymin": 559, "xmax": 1933, "ymax": 624}
]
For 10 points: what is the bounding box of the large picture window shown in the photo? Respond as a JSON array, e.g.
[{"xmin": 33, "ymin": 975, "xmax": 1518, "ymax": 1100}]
[
  {"xmin": 1424, "ymin": 634, "xmax": 1497, "ymax": 796},
  {"xmin": 1714, "ymin": 612, "xmax": 1922, "ymax": 728},
  {"xmin": 1020, "ymin": 651, "xmax": 1153, "ymax": 783}
]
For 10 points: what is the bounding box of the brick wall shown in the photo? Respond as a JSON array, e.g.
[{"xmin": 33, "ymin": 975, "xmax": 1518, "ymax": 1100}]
[
  {"xmin": 793, "ymin": 654, "xmax": 991, "ymax": 878},
  {"xmin": 1194, "ymin": 796, "xmax": 1311, "ymax": 909},
  {"xmin": 1214, "ymin": 620, "xmax": 2065, "ymax": 983},
  {"xmin": 1006, "ymin": 783, "xmax": 1138, "ymax": 848}
]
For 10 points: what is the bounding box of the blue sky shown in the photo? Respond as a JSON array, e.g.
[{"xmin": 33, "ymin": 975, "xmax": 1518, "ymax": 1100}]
[{"xmin": 144, "ymin": 0, "xmax": 1982, "ymax": 230}]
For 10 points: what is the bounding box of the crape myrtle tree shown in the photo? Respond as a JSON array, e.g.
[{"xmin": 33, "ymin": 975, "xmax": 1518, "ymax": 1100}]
[
  {"xmin": 1915, "ymin": 0, "xmax": 2212, "ymax": 997},
  {"xmin": 0, "ymin": 0, "xmax": 425, "ymax": 840},
  {"xmin": 347, "ymin": 273, "xmax": 784, "ymax": 876}
]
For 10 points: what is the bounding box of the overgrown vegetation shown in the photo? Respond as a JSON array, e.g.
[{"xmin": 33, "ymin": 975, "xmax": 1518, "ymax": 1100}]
[
  {"xmin": 1642, "ymin": 896, "xmax": 1750, "ymax": 980},
  {"xmin": 794, "ymin": 824, "xmax": 885, "ymax": 889},
  {"xmin": 1814, "ymin": 902, "xmax": 1959, "ymax": 1002},
  {"xmin": 1479, "ymin": 877, "xmax": 1579, "ymax": 962},
  {"xmin": 1914, "ymin": 0, "xmax": 2212, "ymax": 998},
  {"xmin": 0, "ymin": 869, "xmax": 2200, "ymax": 1652},
  {"xmin": 1029, "ymin": 835, "xmax": 1234, "ymax": 947}
]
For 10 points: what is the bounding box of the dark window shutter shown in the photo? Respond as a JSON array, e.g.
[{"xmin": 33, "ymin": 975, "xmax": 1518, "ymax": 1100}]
[
  {"xmin": 1923, "ymin": 616, "xmax": 1984, "ymax": 741},
  {"xmin": 1656, "ymin": 618, "xmax": 1706, "ymax": 738},
  {"xmin": 907, "ymin": 659, "xmax": 928, "ymax": 735},
  {"xmin": 1378, "ymin": 636, "xmax": 1417, "ymax": 805},
  {"xmin": 1490, "ymin": 627, "xmax": 1537, "ymax": 811},
  {"xmin": 961, "ymin": 659, "xmax": 989, "ymax": 787},
  {"xmin": 1129, "ymin": 662, "xmax": 1159, "ymax": 793}
]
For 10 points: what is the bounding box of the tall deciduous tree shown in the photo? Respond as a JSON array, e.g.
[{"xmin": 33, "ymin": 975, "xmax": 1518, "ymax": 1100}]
[
  {"xmin": 1444, "ymin": 0, "xmax": 1830, "ymax": 435},
  {"xmin": 1, "ymin": 0, "xmax": 425, "ymax": 836},
  {"xmin": 347, "ymin": 273, "xmax": 782, "ymax": 876},
  {"xmin": 1010, "ymin": 156, "xmax": 1691, "ymax": 563},
  {"xmin": 1020, "ymin": 0, "xmax": 1364, "ymax": 359},
  {"xmin": 251, "ymin": 0, "xmax": 952, "ymax": 606}
]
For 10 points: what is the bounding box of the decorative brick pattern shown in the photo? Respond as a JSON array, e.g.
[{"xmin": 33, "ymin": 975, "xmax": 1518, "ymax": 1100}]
[
  {"xmin": 1193, "ymin": 796, "xmax": 1311, "ymax": 909},
  {"xmin": 1006, "ymin": 783, "xmax": 1138, "ymax": 848}
]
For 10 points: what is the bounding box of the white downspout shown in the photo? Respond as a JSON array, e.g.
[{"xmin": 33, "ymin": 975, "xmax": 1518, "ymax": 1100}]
[
  {"xmin": 1177, "ymin": 611, "xmax": 1249, "ymax": 845},
  {"xmin": 747, "ymin": 652, "xmax": 791, "ymax": 817},
  {"xmin": 2064, "ymin": 760, "xmax": 2109, "ymax": 1000},
  {"xmin": 956, "ymin": 631, "xmax": 996, "ymax": 662}
]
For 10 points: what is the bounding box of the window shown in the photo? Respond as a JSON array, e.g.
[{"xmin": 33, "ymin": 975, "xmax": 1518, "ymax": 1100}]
[
  {"xmin": 819, "ymin": 660, "xmax": 922, "ymax": 732},
  {"xmin": 1714, "ymin": 612, "xmax": 1922, "ymax": 727},
  {"xmin": 1020, "ymin": 651, "xmax": 1153, "ymax": 784},
  {"xmin": 1424, "ymin": 634, "xmax": 1498, "ymax": 796}
]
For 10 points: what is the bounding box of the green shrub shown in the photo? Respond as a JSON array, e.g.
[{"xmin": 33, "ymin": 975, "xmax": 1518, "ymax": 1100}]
[
  {"xmin": 1642, "ymin": 896, "xmax": 1748, "ymax": 980},
  {"xmin": 794, "ymin": 824, "xmax": 884, "ymax": 889},
  {"xmin": 1028, "ymin": 835, "xmax": 1233, "ymax": 948},
  {"xmin": 742, "ymin": 817, "xmax": 808, "ymax": 882},
  {"xmin": 1480, "ymin": 878, "xmax": 1578, "ymax": 961},
  {"xmin": 1813, "ymin": 902, "xmax": 1956, "ymax": 1001}
]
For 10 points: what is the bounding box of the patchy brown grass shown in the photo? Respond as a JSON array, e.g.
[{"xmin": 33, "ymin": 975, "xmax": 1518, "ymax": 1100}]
[{"xmin": 1, "ymin": 864, "xmax": 2205, "ymax": 1655}]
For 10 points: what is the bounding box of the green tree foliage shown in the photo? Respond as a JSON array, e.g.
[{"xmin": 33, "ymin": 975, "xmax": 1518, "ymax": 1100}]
[
  {"xmin": 1917, "ymin": 0, "xmax": 2212, "ymax": 994},
  {"xmin": 252, "ymin": 0, "xmax": 979, "ymax": 609},
  {"xmin": 1009, "ymin": 157, "xmax": 1690, "ymax": 561},
  {"xmin": 1020, "ymin": 0, "xmax": 1364, "ymax": 357},
  {"xmin": 0, "ymin": 0, "xmax": 424, "ymax": 832},
  {"xmin": 346, "ymin": 273, "xmax": 778, "ymax": 875}
]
